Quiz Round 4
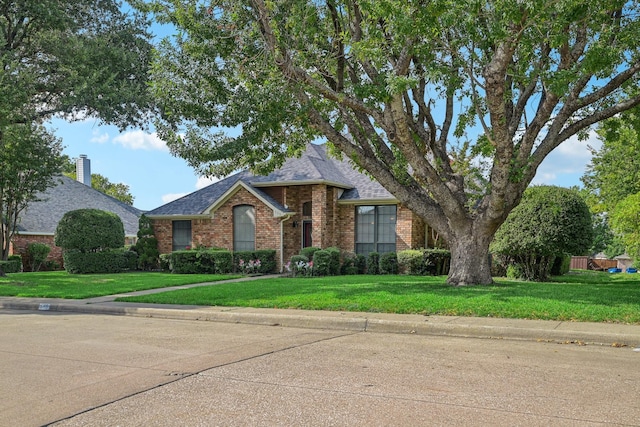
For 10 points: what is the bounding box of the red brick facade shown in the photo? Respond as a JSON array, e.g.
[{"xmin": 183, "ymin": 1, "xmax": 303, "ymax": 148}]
[
  {"xmin": 10, "ymin": 234, "xmax": 62, "ymax": 271},
  {"xmin": 151, "ymin": 184, "xmax": 427, "ymax": 271}
]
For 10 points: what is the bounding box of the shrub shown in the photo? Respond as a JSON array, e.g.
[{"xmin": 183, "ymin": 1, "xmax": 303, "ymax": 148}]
[
  {"xmin": 397, "ymin": 250, "xmax": 424, "ymax": 275},
  {"xmin": 159, "ymin": 254, "xmax": 171, "ymax": 271},
  {"xmin": 210, "ymin": 250, "xmax": 233, "ymax": 274},
  {"xmin": 340, "ymin": 253, "xmax": 359, "ymax": 275},
  {"xmin": 27, "ymin": 242, "xmax": 51, "ymax": 272},
  {"xmin": 324, "ymin": 247, "xmax": 341, "ymax": 275},
  {"xmin": 354, "ymin": 254, "xmax": 367, "ymax": 274},
  {"xmin": 551, "ymin": 254, "xmax": 571, "ymax": 276},
  {"xmin": 132, "ymin": 214, "xmax": 160, "ymax": 270},
  {"xmin": 234, "ymin": 250, "xmax": 277, "ymax": 274},
  {"xmin": 42, "ymin": 260, "xmax": 62, "ymax": 271},
  {"xmin": 506, "ymin": 263, "xmax": 524, "ymax": 280},
  {"xmin": 424, "ymin": 249, "xmax": 451, "ymax": 275},
  {"xmin": 170, "ymin": 250, "xmax": 200, "ymax": 274},
  {"xmin": 63, "ymin": 249, "xmax": 135, "ymax": 274},
  {"xmin": 491, "ymin": 186, "xmax": 592, "ymax": 281},
  {"xmin": 312, "ymin": 250, "xmax": 332, "ymax": 276},
  {"xmin": 0, "ymin": 255, "xmax": 22, "ymax": 273},
  {"xmin": 300, "ymin": 246, "xmax": 321, "ymax": 260},
  {"xmin": 367, "ymin": 252, "xmax": 380, "ymax": 274},
  {"xmin": 254, "ymin": 249, "xmax": 277, "ymax": 273},
  {"xmin": 380, "ymin": 252, "xmax": 398, "ymax": 274},
  {"xmin": 55, "ymin": 209, "xmax": 124, "ymax": 252},
  {"xmin": 287, "ymin": 254, "xmax": 312, "ymax": 277}
]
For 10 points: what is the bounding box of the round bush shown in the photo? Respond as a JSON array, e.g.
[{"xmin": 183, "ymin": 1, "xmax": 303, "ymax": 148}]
[{"xmin": 55, "ymin": 209, "xmax": 125, "ymax": 252}]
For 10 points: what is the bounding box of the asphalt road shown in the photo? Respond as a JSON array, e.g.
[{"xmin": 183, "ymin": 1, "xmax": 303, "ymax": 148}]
[{"xmin": 1, "ymin": 310, "xmax": 639, "ymax": 427}]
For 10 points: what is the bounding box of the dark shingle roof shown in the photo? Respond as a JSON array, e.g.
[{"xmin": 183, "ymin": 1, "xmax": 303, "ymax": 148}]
[
  {"xmin": 146, "ymin": 143, "xmax": 395, "ymax": 216},
  {"xmin": 16, "ymin": 176, "xmax": 142, "ymax": 236}
]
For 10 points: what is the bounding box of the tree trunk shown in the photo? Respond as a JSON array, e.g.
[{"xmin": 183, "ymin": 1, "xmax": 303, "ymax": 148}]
[{"xmin": 446, "ymin": 230, "xmax": 494, "ymax": 286}]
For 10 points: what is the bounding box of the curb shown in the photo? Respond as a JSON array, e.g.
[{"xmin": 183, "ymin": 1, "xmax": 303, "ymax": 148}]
[{"xmin": 2, "ymin": 298, "xmax": 639, "ymax": 347}]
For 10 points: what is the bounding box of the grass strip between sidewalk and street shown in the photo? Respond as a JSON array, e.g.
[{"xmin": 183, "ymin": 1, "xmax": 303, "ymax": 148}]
[{"xmin": 114, "ymin": 270, "xmax": 640, "ymax": 324}]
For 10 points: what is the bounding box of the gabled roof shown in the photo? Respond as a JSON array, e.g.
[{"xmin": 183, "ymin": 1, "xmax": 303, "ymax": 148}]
[
  {"xmin": 16, "ymin": 176, "xmax": 142, "ymax": 236},
  {"xmin": 146, "ymin": 143, "xmax": 396, "ymax": 217}
]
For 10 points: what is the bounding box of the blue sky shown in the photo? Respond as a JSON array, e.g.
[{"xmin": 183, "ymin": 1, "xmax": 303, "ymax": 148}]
[{"xmin": 47, "ymin": 116, "xmax": 601, "ymax": 212}]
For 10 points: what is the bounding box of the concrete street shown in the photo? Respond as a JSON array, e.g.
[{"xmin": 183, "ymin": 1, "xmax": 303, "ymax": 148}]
[{"xmin": 1, "ymin": 310, "xmax": 639, "ymax": 426}]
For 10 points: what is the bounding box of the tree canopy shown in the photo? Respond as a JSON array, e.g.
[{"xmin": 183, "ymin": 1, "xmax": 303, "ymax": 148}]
[
  {"xmin": 143, "ymin": 0, "xmax": 640, "ymax": 285},
  {"xmin": 1, "ymin": 0, "xmax": 155, "ymax": 129},
  {"xmin": 582, "ymin": 106, "xmax": 640, "ymax": 215}
]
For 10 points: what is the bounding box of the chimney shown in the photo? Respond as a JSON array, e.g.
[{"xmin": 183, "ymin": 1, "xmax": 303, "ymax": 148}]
[{"xmin": 76, "ymin": 155, "xmax": 91, "ymax": 187}]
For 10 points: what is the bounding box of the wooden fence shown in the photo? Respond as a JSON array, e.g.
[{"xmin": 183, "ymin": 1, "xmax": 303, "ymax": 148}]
[{"xmin": 570, "ymin": 256, "xmax": 617, "ymax": 271}]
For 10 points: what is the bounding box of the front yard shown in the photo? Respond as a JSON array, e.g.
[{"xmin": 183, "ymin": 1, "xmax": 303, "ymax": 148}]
[
  {"xmin": 0, "ymin": 271, "xmax": 241, "ymax": 299},
  {"xmin": 2, "ymin": 270, "xmax": 638, "ymax": 323}
]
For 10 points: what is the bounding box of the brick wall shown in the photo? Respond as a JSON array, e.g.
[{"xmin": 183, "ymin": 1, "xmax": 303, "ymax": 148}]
[
  {"xmin": 153, "ymin": 187, "xmax": 285, "ymax": 268},
  {"xmin": 152, "ymin": 184, "xmax": 429, "ymax": 270},
  {"xmin": 11, "ymin": 234, "xmax": 62, "ymax": 270}
]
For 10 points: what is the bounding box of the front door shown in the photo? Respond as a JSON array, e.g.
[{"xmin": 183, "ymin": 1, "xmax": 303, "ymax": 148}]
[{"xmin": 302, "ymin": 220, "xmax": 312, "ymax": 248}]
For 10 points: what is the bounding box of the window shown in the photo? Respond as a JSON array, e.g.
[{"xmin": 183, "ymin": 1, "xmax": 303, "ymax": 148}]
[
  {"xmin": 355, "ymin": 205, "xmax": 396, "ymax": 255},
  {"xmin": 234, "ymin": 205, "xmax": 255, "ymax": 251},
  {"xmin": 302, "ymin": 201, "xmax": 312, "ymax": 216},
  {"xmin": 172, "ymin": 220, "xmax": 192, "ymax": 251}
]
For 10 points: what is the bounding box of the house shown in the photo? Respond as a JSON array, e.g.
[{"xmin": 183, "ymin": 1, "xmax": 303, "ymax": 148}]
[
  {"xmin": 10, "ymin": 157, "xmax": 142, "ymax": 268},
  {"xmin": 146, "ymin": 143, "xmax": 434, "ymax": 271}
]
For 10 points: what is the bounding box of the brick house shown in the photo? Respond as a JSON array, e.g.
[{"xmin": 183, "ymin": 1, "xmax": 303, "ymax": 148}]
[
  {"xmin": 146, "ymin": 144, "xmax": 435, "ymax": 271},
  {"xmin": 10, "ymin": 174, "xmax": 142, "ymax": 269}
]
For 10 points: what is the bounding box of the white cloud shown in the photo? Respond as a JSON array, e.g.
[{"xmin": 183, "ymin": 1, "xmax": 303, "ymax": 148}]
[
  {"xmin": 196, "ymin": 176, "xmax": 219, "ymax": 189},
  {"xmin": 112, "ymin": 130, "xmax": 169, "ymax": 151},
  {"xmin": 161, "ymin": 193, "xmax": 187, "ymax": 204},
  {"xmin": 90, "ymin": 129, "xmax": 110, "ymax": 144},
  {"xmin": 532, "ymin": 131, "xmax": 601, "ymax": 186}
]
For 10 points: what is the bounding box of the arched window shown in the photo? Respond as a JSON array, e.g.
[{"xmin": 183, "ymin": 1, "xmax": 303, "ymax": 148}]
[{"xmin": 233, "ymin": 205, "xmax": 255, "ymax": 251}]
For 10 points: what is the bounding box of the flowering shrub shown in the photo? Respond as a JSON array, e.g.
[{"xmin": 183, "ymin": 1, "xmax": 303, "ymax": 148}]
[
  {"xmin": 239, "ymin": 258, "xmax": 262, "ymax": 274},
  {"xmin": 286, "ymin": 255, "xmax": 313, "ymax": 277}
]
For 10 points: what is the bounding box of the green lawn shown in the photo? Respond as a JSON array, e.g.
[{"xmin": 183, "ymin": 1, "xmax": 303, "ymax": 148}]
[
  {"xmin": 115, "ymin": 270, "xmax": 640, "ymax": 324},
  {"xmin": 2, "ymin": 270, "xmax": 639, "ymax": 324},
  {"xmin": 0, "ymin": 271, "xmax": 242, "ymax": 299}
]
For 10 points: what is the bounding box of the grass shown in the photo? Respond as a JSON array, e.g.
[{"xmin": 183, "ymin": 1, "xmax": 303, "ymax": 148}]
[
  {"xmin": 2, "ymin": 270, "xmax": 639, "ymax": 324},
  {"xmin": 0, "ymin": 271, "xmax": 242, "ymax": 299},
  {"xmin": 115, "ymin": 270, "xmax": 640, "ymax": 324}
]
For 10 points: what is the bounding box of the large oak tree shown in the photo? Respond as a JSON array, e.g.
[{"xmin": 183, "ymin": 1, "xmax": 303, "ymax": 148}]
[{"xmin": 145, "ymin": 0, "xmax": 640, "ymax": 285}]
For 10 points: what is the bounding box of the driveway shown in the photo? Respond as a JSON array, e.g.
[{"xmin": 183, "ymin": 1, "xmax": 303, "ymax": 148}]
[{"xmin": 1, "ymin": 310, "xmax": 639, "ymax": 426}]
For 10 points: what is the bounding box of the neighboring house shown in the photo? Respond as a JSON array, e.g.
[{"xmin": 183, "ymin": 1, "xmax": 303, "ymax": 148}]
[
  {"xmin": 146, "ymin": 143, "xmax": 436, "ymax": 271},
  {"xmin": 10, "ymin": 173, "xmax": 142, "ymax": 269}
]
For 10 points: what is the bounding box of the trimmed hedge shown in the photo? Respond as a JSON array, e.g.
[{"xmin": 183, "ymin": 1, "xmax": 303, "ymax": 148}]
[
  {"xmin": 380, "ymin": 252, "xmax": 398, "ymax": 275},
  {"xmin": 0, "ymin": 255, "xmax": 22, "ymax": 273},
  {"xmin": 168, "ymin": 249, "xmax": 234, "ymax": 274},
  {"xmin": 367, "ymin": 252, "xmax": 380, "ymax": 275},
  {"xmin": 63, "ymin": 249, "xmax": 137, "ymax": 274},
  {"xmin": 55, "ymin": 209, "xmax": 124, "ymax": 252},
  {"xmin": 397, "ymin": 250, "xmax": 425, "ymax": 275},
  {"xmin": 311, "ymin": 250, "xmax": 331, "ymax": 276},
  {"xmin": 300, "ymin": 247, "xmax": 321, "ymax": 261},
  {"xmin": 340, "ymin": 253, "xmax": 359, "ymax": 275}
]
